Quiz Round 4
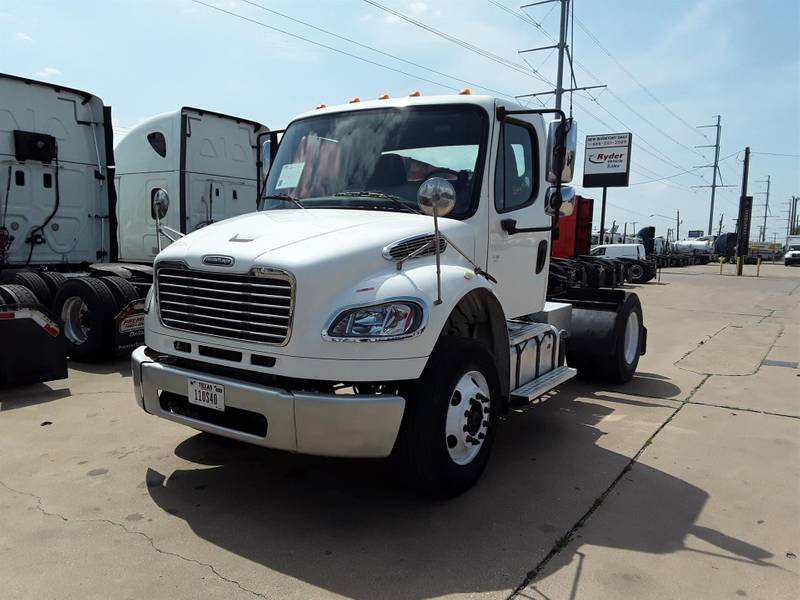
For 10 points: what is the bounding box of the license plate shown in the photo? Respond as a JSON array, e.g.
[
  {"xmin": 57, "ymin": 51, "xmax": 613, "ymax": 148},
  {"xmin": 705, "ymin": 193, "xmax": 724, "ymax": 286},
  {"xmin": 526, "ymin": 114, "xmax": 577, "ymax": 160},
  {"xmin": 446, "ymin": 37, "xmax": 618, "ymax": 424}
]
[{"xmin": 188, "ymin": 379, "xmax": 225, "ymax": 411}]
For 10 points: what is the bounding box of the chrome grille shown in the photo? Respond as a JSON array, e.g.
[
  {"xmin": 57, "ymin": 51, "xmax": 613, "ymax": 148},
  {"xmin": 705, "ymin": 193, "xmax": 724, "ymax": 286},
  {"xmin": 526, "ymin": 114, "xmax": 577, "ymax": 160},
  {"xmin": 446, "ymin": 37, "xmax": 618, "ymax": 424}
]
[
  {"xmin": 382, "ymin": 234, "xmax": 447, "ymax": 262},
  {"xmin": 157, "ymin": 267, "xmax": 293, "ymax": 345}
]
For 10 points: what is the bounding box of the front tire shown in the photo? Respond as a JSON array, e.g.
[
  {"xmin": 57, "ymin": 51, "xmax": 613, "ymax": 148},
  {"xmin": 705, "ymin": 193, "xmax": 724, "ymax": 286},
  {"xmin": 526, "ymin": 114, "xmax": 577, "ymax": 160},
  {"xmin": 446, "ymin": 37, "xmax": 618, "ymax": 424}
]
[{"xmin": 396, "ymin": 338, "xmax": 501, "ymax": 498}]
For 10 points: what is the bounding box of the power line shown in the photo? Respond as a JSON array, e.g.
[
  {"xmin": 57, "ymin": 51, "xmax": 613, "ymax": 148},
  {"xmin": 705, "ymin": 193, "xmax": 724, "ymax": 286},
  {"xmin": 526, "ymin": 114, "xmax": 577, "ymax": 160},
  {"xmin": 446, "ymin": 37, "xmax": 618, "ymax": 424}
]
[
  {"xmin": 629, "ymin": 167, "xmax": 702, "ymax": 186},
  {"xmin": 513, "ymin": 3, "xmax": 709, "ymax": 162},
  {"xmin": 236, "ymin": 0, "xmax": 516, "ymax": 99},
  {"xmin": 572, "ymin": 15, "xmax": 708, "ymax": 141},
  {"xmin": 189, "ymin": 0, "xmax": 462, "ymax": 94},
  {"xmin": 751, "ymin": 151, "xmax": 800, "ymax": 158},
  {"xmin": 494, "ymin": 2, "xmax": 712, "ymax": 186},
  {"xmin": 362, "ymin": 0, "xmax": 552, "ymax": 85}
]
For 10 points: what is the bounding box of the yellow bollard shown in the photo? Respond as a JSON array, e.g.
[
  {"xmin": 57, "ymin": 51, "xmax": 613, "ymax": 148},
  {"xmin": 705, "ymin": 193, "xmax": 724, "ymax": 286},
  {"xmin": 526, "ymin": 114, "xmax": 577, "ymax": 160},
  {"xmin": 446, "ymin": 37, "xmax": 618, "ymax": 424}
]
[
  {"xmin": 719, "ymin": 257, "xmax": 724, "ymax": 274},
  {"xmin": 756, "ymin": 256, "xmax": 761, "ymax": 277},
  {"xmin": 736, "ymin": 256, "xmax": 743, "ymax": 276}
]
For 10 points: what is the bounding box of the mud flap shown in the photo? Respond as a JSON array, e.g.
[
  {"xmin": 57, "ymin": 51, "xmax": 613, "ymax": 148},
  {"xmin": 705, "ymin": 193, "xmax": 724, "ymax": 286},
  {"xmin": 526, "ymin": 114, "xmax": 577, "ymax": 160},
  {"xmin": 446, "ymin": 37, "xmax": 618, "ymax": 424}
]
[
  {"xmin": 113, "ymin": 299, "xmax": 145, "ymax": 356},
  {"xmin": 0, "ymin": 304, "xmax": 68, "ymax": 387}
]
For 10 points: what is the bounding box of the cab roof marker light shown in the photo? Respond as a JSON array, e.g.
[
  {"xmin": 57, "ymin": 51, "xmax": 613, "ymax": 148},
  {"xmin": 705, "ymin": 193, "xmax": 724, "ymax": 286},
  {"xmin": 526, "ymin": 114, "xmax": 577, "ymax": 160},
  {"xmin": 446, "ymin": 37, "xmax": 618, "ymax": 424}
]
[
  {"xmin": 315, "ymin": 103, "xmax": 327, "ymax": 109},
  {"xmin": 378, "ymin": 93, "xmax": 390, "ymax": 100},
  {"xmin": 408, "ymin": 90, "xmax": 421, "ymax": 97},
  {"xmin": 459, "ymin": 88, "xmax": 471, "ymax": 95},
  {"xmin": 349, "ymin": 97, "xmax": 361, "ymax": 103}
]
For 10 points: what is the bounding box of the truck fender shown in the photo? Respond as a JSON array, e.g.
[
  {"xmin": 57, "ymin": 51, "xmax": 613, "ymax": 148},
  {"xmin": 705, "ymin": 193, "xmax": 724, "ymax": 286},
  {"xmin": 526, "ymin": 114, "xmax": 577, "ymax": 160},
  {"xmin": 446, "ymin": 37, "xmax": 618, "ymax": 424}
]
[{"xmin": 435, "ymin": 287, "xmax": 511, "ymax": 399}]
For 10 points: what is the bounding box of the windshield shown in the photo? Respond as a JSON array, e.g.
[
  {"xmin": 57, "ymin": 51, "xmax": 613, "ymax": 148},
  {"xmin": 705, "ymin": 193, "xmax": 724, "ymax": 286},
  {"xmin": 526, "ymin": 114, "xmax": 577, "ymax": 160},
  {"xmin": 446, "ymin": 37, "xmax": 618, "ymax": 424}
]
[
  {"xmin": 790, "ymin": 245, "xmax": 800, "ymax": 251},
  {"xmin": 590, "ymin": 247, "xmax": 606, "ymax": 256},
  {"xmin": 260, "ymin": 105, "xmax": 487, "ymax": 219}
]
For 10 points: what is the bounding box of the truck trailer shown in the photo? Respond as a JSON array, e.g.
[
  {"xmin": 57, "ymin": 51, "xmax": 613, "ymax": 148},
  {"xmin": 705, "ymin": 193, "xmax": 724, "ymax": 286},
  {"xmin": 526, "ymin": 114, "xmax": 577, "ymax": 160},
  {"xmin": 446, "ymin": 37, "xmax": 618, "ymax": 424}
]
[
  {"xmin": 132, "ymin": 93, "xmax": 648, "ymax": 496},
  {"xmin": 0, "ymin": 72, "xmax": 269, "ymax": 384}
]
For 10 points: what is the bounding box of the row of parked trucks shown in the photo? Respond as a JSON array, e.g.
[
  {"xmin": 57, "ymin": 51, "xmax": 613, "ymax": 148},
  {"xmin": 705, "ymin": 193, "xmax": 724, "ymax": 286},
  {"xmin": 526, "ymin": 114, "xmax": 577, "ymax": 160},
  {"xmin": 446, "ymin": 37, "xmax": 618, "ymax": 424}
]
[{"xmin": 1, "ymin": 72, "xmax": 653, "ymax": 495}]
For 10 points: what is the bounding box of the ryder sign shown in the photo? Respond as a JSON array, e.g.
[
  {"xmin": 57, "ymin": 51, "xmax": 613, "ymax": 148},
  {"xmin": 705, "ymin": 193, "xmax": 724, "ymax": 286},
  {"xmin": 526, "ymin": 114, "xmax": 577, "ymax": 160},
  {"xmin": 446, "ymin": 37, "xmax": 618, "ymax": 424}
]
[{"xmin": 582, "ymin": 133, "xmax": 632, "ymax": 188}]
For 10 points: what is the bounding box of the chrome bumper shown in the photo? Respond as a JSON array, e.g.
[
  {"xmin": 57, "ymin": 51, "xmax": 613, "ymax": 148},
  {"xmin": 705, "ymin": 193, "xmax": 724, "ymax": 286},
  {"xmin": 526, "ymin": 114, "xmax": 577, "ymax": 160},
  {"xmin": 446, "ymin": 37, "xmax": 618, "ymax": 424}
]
[{"xmin": 131, "ymin": 346, "xmax": 406, "ymax": 458}]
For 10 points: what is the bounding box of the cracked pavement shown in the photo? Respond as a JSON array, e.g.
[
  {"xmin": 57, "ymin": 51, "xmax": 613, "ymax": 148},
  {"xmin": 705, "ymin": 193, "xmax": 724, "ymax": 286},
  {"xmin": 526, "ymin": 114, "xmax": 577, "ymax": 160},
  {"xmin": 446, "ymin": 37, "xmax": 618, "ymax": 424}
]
[{"xmin": 1, "ymin": 263, "xmax": 798, "ymax": 599}]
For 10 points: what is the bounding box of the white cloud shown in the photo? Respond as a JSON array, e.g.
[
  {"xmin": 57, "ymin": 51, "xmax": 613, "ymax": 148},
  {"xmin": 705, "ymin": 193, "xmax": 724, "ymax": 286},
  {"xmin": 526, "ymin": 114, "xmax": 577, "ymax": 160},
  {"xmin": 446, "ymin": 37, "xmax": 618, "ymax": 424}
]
[
  {"xmin": 35, "ymin": 67, "xmax": 62, "ymax": 79},
  {"xmin": 409, "ymin": 2, "xmax": 428, "ymax": 16},
  {"xmin": 15, "ymin": 31, "xmax": 33, "ymax": 42}
]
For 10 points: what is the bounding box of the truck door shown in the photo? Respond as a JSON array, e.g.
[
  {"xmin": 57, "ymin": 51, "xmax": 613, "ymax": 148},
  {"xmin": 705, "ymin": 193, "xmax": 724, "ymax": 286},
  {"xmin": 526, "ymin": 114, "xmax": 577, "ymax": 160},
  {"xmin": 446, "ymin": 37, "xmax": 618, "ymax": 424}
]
[
  {"xmin": 183, "ymin": 110, "xmax": 267, "ymax": 232},
  {"xmin": 487, "ymin": 113, "xmax": 550, "ymax": 318}
]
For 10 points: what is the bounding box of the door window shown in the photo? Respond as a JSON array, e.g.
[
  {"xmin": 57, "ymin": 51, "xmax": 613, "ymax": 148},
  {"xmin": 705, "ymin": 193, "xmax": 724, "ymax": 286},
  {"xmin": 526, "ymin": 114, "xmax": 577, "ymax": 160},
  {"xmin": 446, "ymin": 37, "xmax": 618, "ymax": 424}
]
[{"xmin": 495, "ymin": 121, "xmax": 537, "ymax": 213}]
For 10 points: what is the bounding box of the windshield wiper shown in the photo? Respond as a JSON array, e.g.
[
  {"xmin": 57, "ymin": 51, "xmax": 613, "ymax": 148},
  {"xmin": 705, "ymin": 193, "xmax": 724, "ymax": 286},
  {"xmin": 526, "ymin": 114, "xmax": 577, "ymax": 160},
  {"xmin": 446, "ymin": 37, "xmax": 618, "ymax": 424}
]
[
  {"xmin": 334, "ymin": 191, "xmax": 420, "ymax": 214},
  {"xmin": 262, "ymin": 194, "xmax": 305, "ymax": 210}
]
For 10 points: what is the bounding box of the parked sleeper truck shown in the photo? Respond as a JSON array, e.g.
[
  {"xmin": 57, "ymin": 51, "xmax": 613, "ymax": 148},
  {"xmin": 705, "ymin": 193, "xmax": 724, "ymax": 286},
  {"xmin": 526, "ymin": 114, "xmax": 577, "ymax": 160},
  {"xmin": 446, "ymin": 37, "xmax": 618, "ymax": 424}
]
[
  {"xmin": 132, "ymin": 94, "xmax": 648, "ymax": 496},
  {"xmin": 0, "ymin": 72, "xmax": 268, "ymax": 385}
]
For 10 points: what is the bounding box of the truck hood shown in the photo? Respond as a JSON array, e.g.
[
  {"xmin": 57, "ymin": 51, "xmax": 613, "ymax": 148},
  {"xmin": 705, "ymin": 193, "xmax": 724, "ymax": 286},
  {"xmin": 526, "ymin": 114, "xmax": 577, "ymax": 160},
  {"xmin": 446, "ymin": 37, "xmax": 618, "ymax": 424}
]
[{"xmin": 156, "ymin": 208, "xmax": 477, "ymax": 270}]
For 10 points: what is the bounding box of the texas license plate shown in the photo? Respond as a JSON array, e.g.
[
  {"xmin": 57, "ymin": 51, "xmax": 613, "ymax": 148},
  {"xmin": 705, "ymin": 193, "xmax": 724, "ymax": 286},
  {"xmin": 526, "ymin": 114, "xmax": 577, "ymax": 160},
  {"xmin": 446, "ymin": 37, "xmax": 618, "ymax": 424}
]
[{"xmin": 188, "ymin": 379, "xmax": 225, "ymax": 411}]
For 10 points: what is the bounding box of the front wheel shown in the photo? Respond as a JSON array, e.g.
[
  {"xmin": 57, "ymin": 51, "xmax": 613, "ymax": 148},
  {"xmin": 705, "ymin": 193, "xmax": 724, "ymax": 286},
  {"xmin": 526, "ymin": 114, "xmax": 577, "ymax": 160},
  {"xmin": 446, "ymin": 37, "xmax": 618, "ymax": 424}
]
[{"xmin": 395, "ymin": 338, "xmax": 501, "ymax": 498}]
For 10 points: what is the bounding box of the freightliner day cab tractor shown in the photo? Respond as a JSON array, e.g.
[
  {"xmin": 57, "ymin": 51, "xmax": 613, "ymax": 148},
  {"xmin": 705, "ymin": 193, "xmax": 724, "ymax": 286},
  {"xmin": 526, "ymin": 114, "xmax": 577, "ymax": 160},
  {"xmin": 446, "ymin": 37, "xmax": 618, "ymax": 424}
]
[
  {"xmin": 133, "ymin": 93, "xmax": 648, "ymax": 496},
  {"xmin": 0, "ymin": 72, "xmax": 267, "ymax": 386}
]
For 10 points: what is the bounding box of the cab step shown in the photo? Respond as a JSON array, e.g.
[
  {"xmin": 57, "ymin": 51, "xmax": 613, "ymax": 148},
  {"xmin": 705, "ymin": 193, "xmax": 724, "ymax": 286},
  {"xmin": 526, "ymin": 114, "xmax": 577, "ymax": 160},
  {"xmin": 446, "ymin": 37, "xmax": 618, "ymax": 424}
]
[{"xmin": 509, "ymin": 365, "xmax": 577, "ymax": 403}]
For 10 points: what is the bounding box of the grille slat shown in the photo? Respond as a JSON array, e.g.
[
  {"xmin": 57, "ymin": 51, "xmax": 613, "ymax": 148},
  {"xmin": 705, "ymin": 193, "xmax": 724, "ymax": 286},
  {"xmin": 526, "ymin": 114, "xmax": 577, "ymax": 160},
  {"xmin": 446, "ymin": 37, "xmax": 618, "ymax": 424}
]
[
  {"xmin": 159, "ymin": 298, "xmax": 290, "ymax": 320},
  {"xmin": 159, "ymin": 281, "xmax": 291, "ymax": 301},
  {"xmin": 157, "ymin": 267, "xmax": 293, "ymax": 345},
  {"xmin": 159, "ymin": 273, "xmax": 292, "ymax": 291},
  {"xmin": 159, "ymin": 291, "xmax": 290, "ymax": 312}
]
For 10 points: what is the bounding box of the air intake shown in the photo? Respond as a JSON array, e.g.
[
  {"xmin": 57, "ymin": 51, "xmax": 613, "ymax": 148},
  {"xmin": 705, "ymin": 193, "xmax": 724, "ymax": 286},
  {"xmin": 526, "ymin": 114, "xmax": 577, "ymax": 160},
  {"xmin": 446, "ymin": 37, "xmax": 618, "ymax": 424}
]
[{"xmin": 382, "ymin": 234, "xmax": 447, "ymax": 262}]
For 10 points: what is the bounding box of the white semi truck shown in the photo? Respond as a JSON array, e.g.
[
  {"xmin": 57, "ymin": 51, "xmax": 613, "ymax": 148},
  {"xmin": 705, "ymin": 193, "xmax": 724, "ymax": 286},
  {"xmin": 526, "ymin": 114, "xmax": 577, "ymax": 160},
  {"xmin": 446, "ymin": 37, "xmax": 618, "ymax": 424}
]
[
  {"xmin": 0, "ymin": 72, "xmax": 269, "ymax": 384},
  {"xmin": 132, "ymin": 93, "xmax": 648, "ymax": 496}
]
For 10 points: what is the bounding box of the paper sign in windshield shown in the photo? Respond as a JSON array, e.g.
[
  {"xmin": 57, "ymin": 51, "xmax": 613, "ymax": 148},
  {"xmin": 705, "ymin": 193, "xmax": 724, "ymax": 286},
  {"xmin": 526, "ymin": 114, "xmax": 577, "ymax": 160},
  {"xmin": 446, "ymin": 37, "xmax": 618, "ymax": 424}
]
[{"xmin": 276, "ymin": 162, "xmax": 305, "ymax": 189}]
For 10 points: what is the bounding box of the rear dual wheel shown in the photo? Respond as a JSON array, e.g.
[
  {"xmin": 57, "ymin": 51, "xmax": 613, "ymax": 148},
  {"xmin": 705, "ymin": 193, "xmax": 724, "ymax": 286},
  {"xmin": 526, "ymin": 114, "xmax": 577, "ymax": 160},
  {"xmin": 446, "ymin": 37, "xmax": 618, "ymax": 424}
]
[
  {"xmin": 566, "ymin": 292, "xmax": 645, "ymax": 384},
  {"xmin": 53, "ymin": 277, "xmax": 120, "ymax": 362}
]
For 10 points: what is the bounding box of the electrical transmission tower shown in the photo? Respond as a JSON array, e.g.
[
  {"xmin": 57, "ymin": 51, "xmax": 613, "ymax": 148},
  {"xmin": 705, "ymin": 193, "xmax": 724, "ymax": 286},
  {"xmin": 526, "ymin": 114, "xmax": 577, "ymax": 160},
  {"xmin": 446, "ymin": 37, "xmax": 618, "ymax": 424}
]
[
  {"xmin": 693, "ymin": 116, "xmax": 735, "ymax": 235},
  {"xmin": 517, "ymin": 0, "xmax": 605, "ymax": 111}
]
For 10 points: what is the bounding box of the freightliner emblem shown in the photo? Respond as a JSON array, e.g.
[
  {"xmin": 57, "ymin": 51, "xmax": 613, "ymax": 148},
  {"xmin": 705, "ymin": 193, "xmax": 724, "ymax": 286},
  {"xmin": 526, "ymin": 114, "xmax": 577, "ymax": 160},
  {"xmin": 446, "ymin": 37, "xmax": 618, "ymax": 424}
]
[{"xmin": 202, "ymin": 255, "xmax": 234, "ymax": 266}]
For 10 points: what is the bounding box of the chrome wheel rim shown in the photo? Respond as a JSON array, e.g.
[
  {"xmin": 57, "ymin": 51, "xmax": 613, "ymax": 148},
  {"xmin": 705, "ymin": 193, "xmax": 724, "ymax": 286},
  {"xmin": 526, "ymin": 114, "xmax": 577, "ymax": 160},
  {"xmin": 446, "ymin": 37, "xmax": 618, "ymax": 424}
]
[
  {"xmin": 445, "ymin": 370, "xmax": 491, "ymax": 465},
  {"xmin": 623, "ymin": 311, "xmax": 640, "ymax": 365},
  {"xmin": 61, "ymin": 296, "xmax": 90, "ymax": 345}
]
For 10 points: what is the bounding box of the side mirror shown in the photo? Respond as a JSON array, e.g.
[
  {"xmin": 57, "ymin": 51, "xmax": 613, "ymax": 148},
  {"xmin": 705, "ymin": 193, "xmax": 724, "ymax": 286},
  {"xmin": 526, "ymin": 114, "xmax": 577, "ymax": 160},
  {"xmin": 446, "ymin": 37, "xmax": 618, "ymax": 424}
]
[
  {"xmin": 151, "ymin": 188, "xmax": 170, "ymax": 220},
  {"xmin": 417, "ymin": 177, "xmax": 456, "ymax": 217},
  {"xmin": 546, "ymin": 119, "xmax": 577, "ymax": 184},
  {"xmin": 545, "ymin": 185, "xmax": 575, "ymax": 217}
]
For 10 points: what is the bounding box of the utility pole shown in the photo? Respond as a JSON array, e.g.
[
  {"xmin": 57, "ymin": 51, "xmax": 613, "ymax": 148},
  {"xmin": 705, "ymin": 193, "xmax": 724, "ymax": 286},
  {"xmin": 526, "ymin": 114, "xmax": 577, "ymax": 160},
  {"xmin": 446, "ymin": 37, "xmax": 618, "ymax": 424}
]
[
  {"xmin": 694, "ymin": 116, "xmax": 734, "ymax": 235},
  {"xmin": 518, "ymin": 0, "xmax": 606, "ymax": 109},
  {"xmin": 717, "ymin": 213, "xmax": 724, "ymax": 236},
  {"xmin": 754, "ymin": 175, "xmax": 770, "ymax": 242},
  {"xmin": 676, "ymin": 210, "xmax": 681, "ymax": 240},
  {"xmin": 788, "ymin": 196, "xmax": 799, "ymax": 241},
  {"xmin": 736, "ymin": 147, "xmax": 751, "ymax": 276}
]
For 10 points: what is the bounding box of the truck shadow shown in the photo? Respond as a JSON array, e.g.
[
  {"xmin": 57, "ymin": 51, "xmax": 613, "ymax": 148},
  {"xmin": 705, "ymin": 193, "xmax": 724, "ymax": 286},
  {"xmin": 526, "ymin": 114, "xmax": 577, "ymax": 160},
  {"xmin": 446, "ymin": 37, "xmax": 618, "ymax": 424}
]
[
  {"xmin": 67, "ymin": 357, "xmax": 132, "ymax": 378},
  {"xmin": 0, "ymin": 383, "xmax": 72, "ymax": 411},
  {"xmin": 145, "ymin": 389, "xmax": 773, "ymax": 599}
]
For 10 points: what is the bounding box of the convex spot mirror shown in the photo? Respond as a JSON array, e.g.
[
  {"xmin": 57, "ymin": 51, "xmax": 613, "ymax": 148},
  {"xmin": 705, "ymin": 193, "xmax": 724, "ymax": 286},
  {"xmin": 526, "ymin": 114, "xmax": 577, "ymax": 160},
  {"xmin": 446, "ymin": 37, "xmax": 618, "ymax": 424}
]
[
  {"xmin": 545, "ymin": 185, "xmax": 575, "ymax": 217},
  {"xmin": 546, "ymin": 118, "xmax": 577, "ymax": 185},
  {"xmin": 417, "ymin": 177, "xmax": 456, "ymax": 217},
  {"xmin": 151, "ymin": 188, "xmax": 170, "ymax": 220}
]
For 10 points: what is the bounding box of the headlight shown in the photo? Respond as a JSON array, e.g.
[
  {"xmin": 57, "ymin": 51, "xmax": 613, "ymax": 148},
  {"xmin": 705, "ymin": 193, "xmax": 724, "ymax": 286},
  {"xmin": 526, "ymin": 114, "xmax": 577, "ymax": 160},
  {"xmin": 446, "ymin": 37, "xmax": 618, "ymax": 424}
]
[
  {"xmin": 144, "ymin": 286, "xmax": 155, "ymax": 314},
  {"xmin": 324, "ymin": 301, "xmax": 425, "ymax": 340}
]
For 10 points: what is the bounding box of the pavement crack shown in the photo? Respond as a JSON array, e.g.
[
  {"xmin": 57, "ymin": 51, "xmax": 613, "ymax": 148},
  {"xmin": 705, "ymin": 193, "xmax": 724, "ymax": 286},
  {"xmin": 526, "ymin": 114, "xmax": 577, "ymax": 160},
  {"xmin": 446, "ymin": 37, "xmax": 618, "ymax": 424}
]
[
  {"xmin": 684, "ymin": 400, "xmax": 800, "ymax": 420},
  {"xmin": 0, "ymin": 480, "xmax": 269, "ymax": 599},
  {"xmin": 508, "ymin": 374, "xmax": 711, "ymax": 599}
]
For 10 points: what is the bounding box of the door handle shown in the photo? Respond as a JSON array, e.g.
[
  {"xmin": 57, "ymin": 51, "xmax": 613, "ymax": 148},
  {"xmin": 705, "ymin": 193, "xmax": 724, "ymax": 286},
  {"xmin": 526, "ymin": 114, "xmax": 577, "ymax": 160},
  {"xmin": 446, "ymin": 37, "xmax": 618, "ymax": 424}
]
[{"xmin": 501, "ymin": 218, "xmax": 557, "ymax": 235}]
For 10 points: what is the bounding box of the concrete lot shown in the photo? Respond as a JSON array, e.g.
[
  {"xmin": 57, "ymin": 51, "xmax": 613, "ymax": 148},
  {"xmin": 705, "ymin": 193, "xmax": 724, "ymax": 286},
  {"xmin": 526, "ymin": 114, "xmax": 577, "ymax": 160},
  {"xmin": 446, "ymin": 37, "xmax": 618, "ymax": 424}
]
[{"xmin": 1, "ymin": 263, "xmax": 798, "ymax": 600}]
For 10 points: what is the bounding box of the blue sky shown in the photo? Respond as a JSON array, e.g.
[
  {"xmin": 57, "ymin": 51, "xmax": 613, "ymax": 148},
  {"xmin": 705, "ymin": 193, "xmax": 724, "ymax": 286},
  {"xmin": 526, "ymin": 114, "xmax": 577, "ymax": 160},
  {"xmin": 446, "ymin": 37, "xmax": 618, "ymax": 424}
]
[{"xmin": 2, "ymin": 0, "xmax": 798, "ymax": 240}]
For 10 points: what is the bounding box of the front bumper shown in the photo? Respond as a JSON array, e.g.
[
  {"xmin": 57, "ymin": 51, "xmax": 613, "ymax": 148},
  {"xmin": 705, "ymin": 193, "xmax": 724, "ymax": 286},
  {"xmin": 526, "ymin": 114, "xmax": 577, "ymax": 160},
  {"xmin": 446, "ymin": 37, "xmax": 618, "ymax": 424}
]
[
  {"xmin": 131, "ymin": 346, "xmax": 406, "ymax": 458},
  {"xmin": 785, "ymin": 257, "xmax": 800, "ymax": 265}
]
